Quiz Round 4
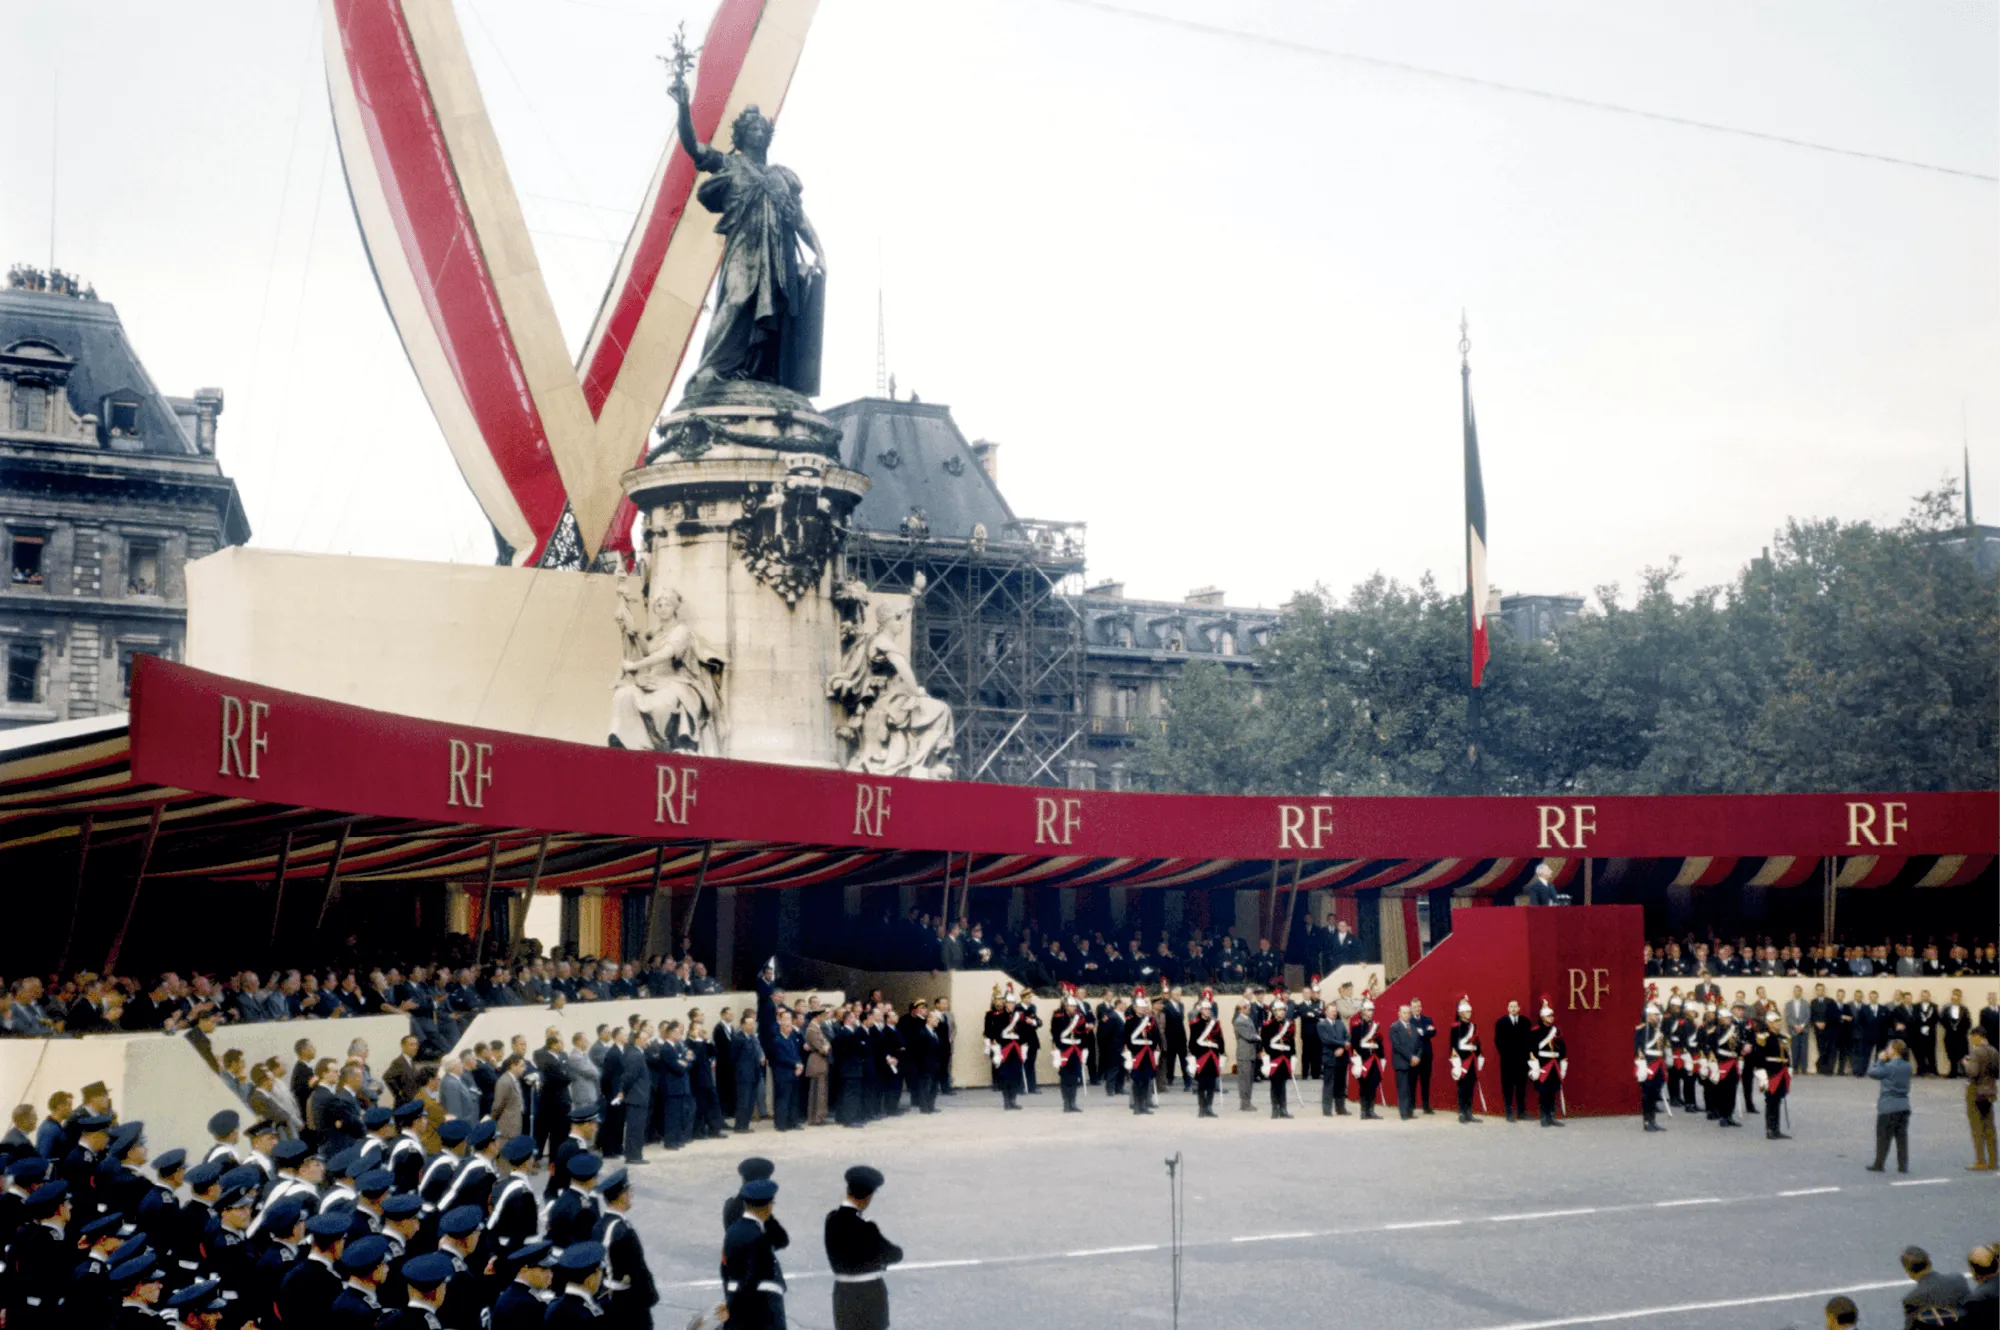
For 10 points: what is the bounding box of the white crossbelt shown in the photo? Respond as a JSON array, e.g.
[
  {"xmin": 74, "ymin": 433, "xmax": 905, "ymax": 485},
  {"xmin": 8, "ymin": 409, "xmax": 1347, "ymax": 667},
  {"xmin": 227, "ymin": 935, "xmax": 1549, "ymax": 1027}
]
[{"xmin": 832, "ymin": 1273, "xmax": 884, "ymax": 1284}]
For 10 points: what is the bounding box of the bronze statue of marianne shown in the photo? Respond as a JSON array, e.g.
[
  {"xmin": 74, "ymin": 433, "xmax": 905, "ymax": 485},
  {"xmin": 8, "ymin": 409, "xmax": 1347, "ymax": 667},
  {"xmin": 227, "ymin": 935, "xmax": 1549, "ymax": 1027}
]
[{"xmin": 669, "ymin": 30, "xmax": 825, "ymax": 399}]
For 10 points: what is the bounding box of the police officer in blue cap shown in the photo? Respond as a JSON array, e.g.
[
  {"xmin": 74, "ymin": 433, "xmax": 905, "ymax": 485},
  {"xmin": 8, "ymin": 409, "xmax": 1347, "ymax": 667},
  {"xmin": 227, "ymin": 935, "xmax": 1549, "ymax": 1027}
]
[
  {"xmin": 490, "ymin": 1240, "xmax": 557, "ymax": 1330},
  {"xmin": 546, "ymin": 1154, "xmax": 603, "ymax": 1252},
  {"xmin": 592, "ymin": 1167, "xmax": 655, "ymax": 1330},
  {"xmin": 164, "ymin": 1278, "xmax": 229, "ymax": 1330},
  {"xmin": 203, "ymin": 1111, "xmax": 242, "ymax": 1169},
  {"xmin": 381, "ymin": 1250, "xmax": 456, "ymax": 1330},
  {"xmin": 545, "ymin": 1241, "xmax": 606, "ymax": 1329},
  {"xmin": 482, "ymin": 1137, "xmax": 540, "ymax": 1260},
  {"xmin": 6, "ymin": 1180, "xmax": 71, "ymax": 1330},
  {"xmin": 825, "ymin": 1166, "xmax": 902, "ymax": 1330},
  {"xmin": 278, "ymin": 1210, "xmax": 352, "ymax": 1328},
  {"xmin": 330, "ymin": 1233, "xmax": 393, "ymax": 1330},
  {"xmin": 722, "ymin": 1177, "xmax": 786, "ymax": 1330},
  {"xmin": 110, "ymin": 1250, "xmax": 167, "ymax": 1330}
]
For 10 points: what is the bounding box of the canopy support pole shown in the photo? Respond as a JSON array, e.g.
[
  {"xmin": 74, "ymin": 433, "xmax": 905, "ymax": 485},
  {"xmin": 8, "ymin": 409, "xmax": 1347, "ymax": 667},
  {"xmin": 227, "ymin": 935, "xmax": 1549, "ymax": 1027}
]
[
  {"xmin": 103, "ymin": 803, "xmax": 163, "ymax": 974},
  {"xmin": 474, "ymin": 838, "xmax": 500, "ymax": 965},
  {"xmin": 314, "ymin": 823, "xmax": 352, "ymax": 932},
  {"xmin": 643, "ymin": 845, "xmax": 671, "ymax": 958},
  {"xmin": 510, "ymin": 834, "xmax": 549, "ymax": 954},
  {"xmin": 266, "ymin": 830, "xmax": 294, "ymax": 956},
  {"xmin": 56, "ymin": 812, "xmax": 95, "ymax": 975},
  {"xmin": 679, "ymin": 840, "xmax": 713, "ymax": 956}
]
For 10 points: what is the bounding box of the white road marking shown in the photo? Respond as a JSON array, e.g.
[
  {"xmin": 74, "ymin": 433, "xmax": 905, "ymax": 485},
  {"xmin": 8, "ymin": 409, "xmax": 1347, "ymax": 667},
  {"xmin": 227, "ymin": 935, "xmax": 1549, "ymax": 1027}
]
[
  {"xmin": 901, "ymin": 1258, "xmax": 984, "ymax": 1270},
  {"xmin": 1064, "ymin": 1244, "xmax": 1157, "ymax": 1257},
  {"xmin": 1231, "ymin": 1231, "xmax": 1317, "ymax": 1244},
  {"xmin": 1466, "ymin": 1279, "xmax": 1907, "ymax": 1330},
  {"xmin": 1651, "ymin": 1197, "xmax": 1719, "ymax": 1207},
  {"xmin": 1489, "ymin": 1208, "xmax": 1598, "ymax": 1223},
  {"xmin": 1891, "ymin": 1177, "xmax": 1949, "ymax": 1187},
  {"xmin": 1778, "ymin": 1186, "xmax": 1840, "ymax": 1197},
  {"xmin": 1383, "ymin": 1219, "xmax": 1464, "ymax": 1231}
]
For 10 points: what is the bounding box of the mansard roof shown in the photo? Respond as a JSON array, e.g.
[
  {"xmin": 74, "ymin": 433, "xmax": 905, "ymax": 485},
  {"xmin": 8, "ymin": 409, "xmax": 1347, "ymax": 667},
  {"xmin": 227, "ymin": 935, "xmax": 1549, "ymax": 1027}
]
[{"xmin": 0, "ymin": 288, "xmax": 196, "ymax": 455}]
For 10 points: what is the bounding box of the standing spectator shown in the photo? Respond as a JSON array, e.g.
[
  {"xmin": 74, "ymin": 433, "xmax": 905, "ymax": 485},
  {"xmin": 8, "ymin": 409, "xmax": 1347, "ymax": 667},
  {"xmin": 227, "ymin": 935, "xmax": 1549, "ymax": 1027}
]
[
  {"xmin": 565, "ymin": 1033, "xmax": 601, "ymax": 1118},
  {"xmin": 247, "ymin": 1065, "xmax": 299, "ymax": 1140},
  {"xmin": 440, "ymin": 1053, "xmax": 478, "ymax": 1121},
  {"xmin": 1866, "ymin": 1038, "xmax": 1914, "ymax": 1174},
  {"xmin": 1789, "ymin": 985, "xmax": 1814, "ymax": 1071},
  {"xmin": 383, "ymin": 1035, "xmax": 423, "ymax": 1107},
  {"xmin": 290, "ymin": 1040, "xmax": 318, "ymax": 1114},
  {"xmin": 1963, "ymin": 1028, "xmax": 1998, "ymax": 1172},
  {"xmin": 803, "ymin": 1010, "xmax": 832, "ymax": 1126},
  {"xmin": 534, "ymin": 1034, "xmax": 573, "ymax": 1161},
  {"xmin": 1389, "ymin": 1004, "xmax": 1419, "ymax": 1121},
  {"xmin": 491, "ymin": 1055, "xmax": 527, "ymax": 1140},
  {"xmin": 733, "ymin": 1016, "xmax": 766, "ymax": 1133}
]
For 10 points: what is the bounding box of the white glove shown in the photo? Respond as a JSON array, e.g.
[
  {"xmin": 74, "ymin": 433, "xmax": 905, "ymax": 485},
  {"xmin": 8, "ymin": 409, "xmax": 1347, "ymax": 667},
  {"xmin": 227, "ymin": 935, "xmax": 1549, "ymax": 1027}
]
[
  {"xmin": 1476, "ymin": 1056, "xmax": 1486, "ymax": 1072},
  {"xmin": 1753, "ymin": 1069, "xmax": 1768, "ymax": 1092},
  {"xmin": 1635, "ymin": 1058, "xmax": 1647, "ymax": 1083},
  {"xmin": 1451, "ymin": 1064, "xmax": 1463, "ymax": 1081},
  {"xmin": 1527, "ymin": 1058, "xmax": 1539, "ymax": 1078},
  {"xmin": 1559, "ymin": 1059, "xmax": 1569, "ymax": 1078}
]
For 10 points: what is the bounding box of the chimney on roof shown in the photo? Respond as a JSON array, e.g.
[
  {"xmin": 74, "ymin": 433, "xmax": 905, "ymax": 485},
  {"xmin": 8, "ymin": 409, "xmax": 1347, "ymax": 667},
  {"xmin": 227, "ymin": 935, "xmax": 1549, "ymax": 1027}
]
[
  {"xmin": 192, "ymin": 387, "xmax": 224, "ymax": 456},
  {"xmin": 1186, "ymin": 587, "xmax": 1225, "ymax": 608},
  {"xmin": 970, "ymin": 439, "xmax": 999, "ymax": 485}
]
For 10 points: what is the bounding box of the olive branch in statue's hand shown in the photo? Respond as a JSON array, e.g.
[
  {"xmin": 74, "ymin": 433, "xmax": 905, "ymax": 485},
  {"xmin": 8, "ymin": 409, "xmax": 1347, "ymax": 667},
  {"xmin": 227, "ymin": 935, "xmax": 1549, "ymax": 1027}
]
[{"xmin": 661, "ymin": 21, "xmax": 699, "ymax": 104}]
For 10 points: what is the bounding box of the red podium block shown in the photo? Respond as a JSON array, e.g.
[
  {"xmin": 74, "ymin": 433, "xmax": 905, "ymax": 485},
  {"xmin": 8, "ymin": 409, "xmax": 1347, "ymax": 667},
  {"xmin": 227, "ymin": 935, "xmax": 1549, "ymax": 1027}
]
[{"xmin": 1371, "ymin": 904, "xmax": 1644, "ymax": 1117}]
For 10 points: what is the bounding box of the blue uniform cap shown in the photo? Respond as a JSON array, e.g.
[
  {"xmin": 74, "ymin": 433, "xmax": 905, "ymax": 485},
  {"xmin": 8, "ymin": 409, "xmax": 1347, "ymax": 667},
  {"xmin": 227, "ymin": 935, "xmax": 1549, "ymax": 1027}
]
[
  {"xmin": 595, "ymin": 1168, "xmax": 629, "ymax": 1202},
  {"xmin": 843, "ymin": 1165, "xmax": 885, "ymax": 1198},
  {"xmin": 739, "ymin": 1178, "xmax": 778, "ymax": 1203},
  {"xmin": 468, "ymin": 1120, "xmax": 498, "ymax": 1148},
  {"xmin": 75, "ymin": 1112, "xmax": 115, "ymax": 1132},
  {"xmin": 184, "ymin": 1162, "xmax": 225, "ymax": 1190},
  {"xmin": 566, "ymin": 1153, "xmax": 602, "ymax": 1182},
  {"xmin": 325, "ymin": 1147, "xmax": 361, "ymax": 1179},
  {"xmin": 501, "ymin": 1135, "xmax": 534, "ymax": 1165},
  {"xmin": 509, "ymin": 1239, "xmax": 556, "ymax": 1270},
  {"xmin": 392, "ymin": 1101, "xmax": 424, "ymax": 1123},
  {"xmin": 436, "ymin": 1120, "xmax": 471, "ymax": 1146},
  {"xmin": 263, "ymin": 1200, "xmax": 305, "ymax": 1234},
  {"xmin": 5, "ymin": 1156, "xmax": 48, "ymax": 1182},
  {"xmin": 356, "ymin": 1168, "xmax": 394, "ymax": 1195},
  {"xmin": 206, "ymin": 1110, "xmax": 240, "ymax": 1137},
  {"xmin": 111, "ymin": 1235, "xmax": 151, "ymax": 1267},
  {"xmin": 25, "ymin": 1180, "xmax": 67, "ymax": 1216},
  {"xmin": 362, "ymin": 1107, "xmax": 393, "ymax": 1129},
  {"xmin": 166, "ymin": 1279, "xmax": 225, "ymax": 1312},
  {"xmin": 219, "ymin": 1164, "xmax": 263, "ymax": 1194},
  {"xmin": 307, "ymin": 1212, "xmax": 352, "ymax": 1239},
  {"xmin": 556, "ymin": 1241, "xmax": 604, "ymax": 1273},
  {"xmin": 247, "ymin": 1120, "xmax": 281, "ymax": 1140},
  {"xmin": 380, "ymin": 1192, "xmax": 422, "ymax": 1218},
  {"xmin": 736, "ymin": 1157, "xmax": 775, "ymax": 1182},
  {"xmin": 272, "ymin": 1139, "xmax": 311, "ymax": 1165},
  {"xmin": 107, "ymin": 1121, "xmax": 145, "ymax": 1156},
  {"xmin": 80, "ymin": 1211, "xmax": 123, "ymax": 1239},
  {"xmin": 400, "ymin": 1251, "xmax": 457, "ymax": 1290},
  {"xmin": 111, "ymin": 1255, "xmax": 160, "ymax": 1287},
  {"xmin": 152, "ymin": 1149, "xmax": 186, "ymax": 1175},
  {"xmin": 567, "ymin": 1104, "xmax": 599, "ymax": 1123},
  {"xmin": 438, "ymin": 1204, "xmax": 483, "ymax": 1237},
  {"xmin": 337, "ymin": 1234, "xmax": 390, "ymax": 1274},
  {"xmin": 218, "ymin": 1186, "xmax": 256, "ymax": 1211}
]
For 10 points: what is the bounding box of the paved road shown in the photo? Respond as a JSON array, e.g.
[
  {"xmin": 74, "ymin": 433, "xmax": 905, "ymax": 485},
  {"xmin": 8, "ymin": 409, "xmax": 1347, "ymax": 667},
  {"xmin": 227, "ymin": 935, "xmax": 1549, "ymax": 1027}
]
[{"xmin": 626, "ymin": 1072, "xmax": 1995, "ymax": 1329}]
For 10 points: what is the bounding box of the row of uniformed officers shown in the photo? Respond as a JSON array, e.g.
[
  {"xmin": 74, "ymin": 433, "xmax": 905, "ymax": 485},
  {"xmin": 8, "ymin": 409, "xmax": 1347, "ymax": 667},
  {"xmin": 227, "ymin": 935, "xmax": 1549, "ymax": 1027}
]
[
  {"xmin": 1634, "ymin": 995, "xmax": 1794, "ymax": 1138},
  {"xmin": 0, "ymin": 1094, "xmax": 906, "ymax": 1330}
]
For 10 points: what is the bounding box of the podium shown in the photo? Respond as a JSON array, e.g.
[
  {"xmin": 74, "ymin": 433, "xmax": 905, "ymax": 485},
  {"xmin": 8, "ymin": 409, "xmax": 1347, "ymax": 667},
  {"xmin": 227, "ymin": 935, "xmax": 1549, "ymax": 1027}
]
[{"xmin": 1372, "ymin": 904, "xmax": 1644, "ymax": 1117}]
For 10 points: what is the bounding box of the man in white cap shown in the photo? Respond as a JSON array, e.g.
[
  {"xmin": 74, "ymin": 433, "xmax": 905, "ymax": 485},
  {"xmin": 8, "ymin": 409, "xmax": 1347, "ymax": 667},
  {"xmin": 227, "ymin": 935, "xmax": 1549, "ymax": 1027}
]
[
  {"xmin": 1050, "ymin": 989, "xmax": 1092, "ymax": 1115},
  {"xmin": 1529, "ymin": 999, "xmax": 1568, "ymax": 1127},
  {"xmin": 1189, "ymin": 993, "xmax": 1224, "ymax": 1119},
  {"xmin": 1449, "ymin": 998, "xmax": 1484, "ymax": 1124},
  {"xmin": 1635, "ymin": 1003, "xmax": 1669, "ymax": 1132},
  {"xmin": 1349, "ymin": 1000, "xmax": 1384, "ymax": 1120}
]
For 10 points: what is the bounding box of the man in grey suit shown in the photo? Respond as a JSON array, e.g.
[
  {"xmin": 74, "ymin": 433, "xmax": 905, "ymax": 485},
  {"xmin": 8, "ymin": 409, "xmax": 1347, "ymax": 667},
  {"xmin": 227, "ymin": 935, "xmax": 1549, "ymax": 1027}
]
[
  {"xmin": 1390, "ymin": 1005, "xmax": 1421, "ymax": 1120},
  {"xmin": 1785, "ymin": 987, "xmax": 1813, "ymax": 1072},
  {"xmin": 1232, "ymin": 997, "xmax": 1261, "ymax": 1112},
  {"xmin": 566, "ymin": 1033, "xmax": 602, "ymax": 1116},
  {"xmin": 440, "ymin": 1054, "xmax": 478, "ymax": 1120},
  {"xmin": 490, "ymin": 1055, "xmax": 528, "ymax": 1139}
]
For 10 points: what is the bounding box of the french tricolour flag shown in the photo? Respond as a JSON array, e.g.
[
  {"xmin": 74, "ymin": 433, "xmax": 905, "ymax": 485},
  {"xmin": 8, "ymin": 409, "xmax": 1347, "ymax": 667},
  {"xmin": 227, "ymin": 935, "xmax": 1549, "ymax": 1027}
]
[{"xmin": 1463, "ymin": 356, "xmax": 1490, "ymax": 688}]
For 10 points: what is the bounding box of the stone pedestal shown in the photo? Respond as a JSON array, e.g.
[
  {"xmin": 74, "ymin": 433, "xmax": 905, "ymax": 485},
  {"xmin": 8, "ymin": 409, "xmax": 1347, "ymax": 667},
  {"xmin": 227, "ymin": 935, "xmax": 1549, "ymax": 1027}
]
[{"xmin": 620, "ymin": 386, "xmax": 868, "ymax": 767}]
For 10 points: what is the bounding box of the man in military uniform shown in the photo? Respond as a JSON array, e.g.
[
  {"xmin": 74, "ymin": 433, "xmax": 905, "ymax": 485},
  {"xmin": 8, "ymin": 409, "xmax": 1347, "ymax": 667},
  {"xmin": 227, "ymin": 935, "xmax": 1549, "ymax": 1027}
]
[
  {"xmin": 1665, "ymin": 997, "xmax": 1698, "ymax": 1114},
  {"xmin": 1635, "ymin": 1003, "xmax": 1669, "ymax": 1132},
  {"xmin": 1188, "ymin": 995, "xmax": 1223, "ymax": 1118},
  {"xmin": 489, "ymin": 1241, "xmax": 557, "ymax": 1330},
  {"xmin": 1124, "ymin": 991, "xmax": 1160, "ymax": 1115},
  {"xmin": 1350, "ymin": 1000, "xmax": 1385, "ymax": 1120},
  {"xmin": 824, "ymin": 1166, "xmax": 902, "ymax": 1330},
  {"xmin": 1050, "ymin": 990, "xmax": 1092, "ymax": 1114},
  {"xmin": 1448, "ymin": 998, "xmax": 1484, "ymax": 1124},
  {"xmin": 593, "ymin": 1168, "xmax": 656, "ymax": 1330},
  {"xmin": 722, "ymin": 1178, "xmax": 786, "ymax": 1330},
  {"xmin": 990, "ymin": 991, "xmax": 1029, "ymax": 1111},
  {"xmin": 1529, "ymin": 1000, "xmax": 1568, "ymax": 1128},
  {"xmin": 383, "ymin": 1251, "xmax": 455, "ymax": 1330},
  {"xmin": 1709, "ymin": 1008, "xmax": 1745, "ymax": 1128},
  {"xmin": 1260, "ymin": 990, "xmax": 1299, "ymax": 1120},
  {"xmin": 1751, "ymin": 1009, "xmax": 1793, "ymax": 1140},
  {"xmin": 545, "ymin": 1242, "xmax": 608, "ymax": 1329}
]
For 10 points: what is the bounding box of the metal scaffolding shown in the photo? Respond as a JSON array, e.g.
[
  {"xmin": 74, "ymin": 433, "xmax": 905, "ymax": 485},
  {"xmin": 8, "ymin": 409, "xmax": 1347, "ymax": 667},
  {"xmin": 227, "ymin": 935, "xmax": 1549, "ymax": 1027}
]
[{"xmin": 845, "ymin": 520, "xmax": 1087, "ymax": 786}]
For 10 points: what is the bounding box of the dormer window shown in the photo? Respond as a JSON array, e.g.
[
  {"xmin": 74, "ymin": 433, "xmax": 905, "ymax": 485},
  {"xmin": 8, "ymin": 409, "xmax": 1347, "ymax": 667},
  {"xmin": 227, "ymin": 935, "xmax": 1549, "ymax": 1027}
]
[
  {"xmin": 106, "ymin": 397, "xmax": 141, "ymax": 439},
  {"xmin": 126, "ymin": 539, "xmax": 161, "ymax": 596}
]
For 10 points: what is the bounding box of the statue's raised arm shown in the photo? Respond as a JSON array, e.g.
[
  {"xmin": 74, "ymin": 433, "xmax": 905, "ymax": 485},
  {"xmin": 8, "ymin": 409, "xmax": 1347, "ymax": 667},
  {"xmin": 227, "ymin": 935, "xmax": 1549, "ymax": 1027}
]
[{"xmin": 665, "ymin": 28, "xmax": 725, "ymax": 173}]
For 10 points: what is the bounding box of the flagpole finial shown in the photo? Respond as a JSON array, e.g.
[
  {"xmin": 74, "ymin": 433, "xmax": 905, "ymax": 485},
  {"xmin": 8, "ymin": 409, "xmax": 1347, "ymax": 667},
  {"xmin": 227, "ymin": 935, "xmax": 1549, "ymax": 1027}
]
[{"xmin": 1458, "ymin": 310, "xmax": 1470, "ymax": 368}]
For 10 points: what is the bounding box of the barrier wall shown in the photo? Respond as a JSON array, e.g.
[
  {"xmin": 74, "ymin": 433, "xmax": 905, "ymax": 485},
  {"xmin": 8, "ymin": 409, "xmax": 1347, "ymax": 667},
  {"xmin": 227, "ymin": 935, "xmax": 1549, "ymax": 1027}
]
[
  {"xmin": 0, "ymin": 1033, "xmax": 245, "ymax": 1160},
  {"xmin": 443, "ymin": 991, "xmax": 847, "ymax": 1063},
  {"xmin": 202, "ymin": 1014, "xmax": 416, "ymax": 1076}
]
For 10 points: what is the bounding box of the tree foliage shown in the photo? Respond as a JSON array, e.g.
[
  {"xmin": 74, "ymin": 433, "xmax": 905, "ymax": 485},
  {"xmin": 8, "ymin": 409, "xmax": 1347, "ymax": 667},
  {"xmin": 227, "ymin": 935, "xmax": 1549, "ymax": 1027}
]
[{"xmin": 1138, "ymin": 487, "xmax": 1998, "ymax": 796}]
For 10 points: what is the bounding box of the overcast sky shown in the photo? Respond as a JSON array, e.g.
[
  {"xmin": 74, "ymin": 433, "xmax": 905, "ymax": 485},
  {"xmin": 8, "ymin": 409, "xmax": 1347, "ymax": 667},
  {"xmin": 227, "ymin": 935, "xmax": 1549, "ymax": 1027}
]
[{"xmin": 2, "ymin": 0, "xmax": 1993, "ymax": 609}]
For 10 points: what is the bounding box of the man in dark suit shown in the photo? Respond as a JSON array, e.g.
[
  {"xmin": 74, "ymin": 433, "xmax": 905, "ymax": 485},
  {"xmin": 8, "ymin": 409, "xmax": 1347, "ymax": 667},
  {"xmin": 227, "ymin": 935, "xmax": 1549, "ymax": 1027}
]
[
  {"xmin": 533, "ymin": 1035, "xmax": 572, "ymax": 1163},
  {"xmin": 1525, "ymin": 864, "xmax": 1559, "ymax": 905},
  {"xmin": 832, "ymin": 1012, "xmax": 870, "ymax": 1128},
  {"xmin": 1494, "ymin": 999, "xmax": 1533, "ymax": 1123},
  {"xmin": 824, "ymin": 1166, "xmax": 902, "ymax": 1330},
  {"xmin": 1852, "ymin": 993, "xmax": 1880, "ymax": 1076},
  {"xmin": 1409, "ymin": 999, "xmax": 1438, "ymax": 1114},
  {"xmin": 733, "ymin": 1017, "xmax": 769, "ymax": 1133},
  {"xmin": 1808, "ymin": 985, "xmax": 1839, "ymax": 1075},
  {"xmin": 619, "ymin": 1027, "xmax": 653, "ymax": 1164},
  {"xmin": 383, "ymin": 1035, "xmax": 424, "ymax": 1106},
  {"xmin": 770, "ymin": 1009, "xmax": 806, "ymax": 1130},
  {"xmin": 599, "ymin": 1031, "xmax": 628, "ymax": 1161},
  {"xmin": 1389, "ymin": 1005, "xmax": 1421, "ymax": 1120}
]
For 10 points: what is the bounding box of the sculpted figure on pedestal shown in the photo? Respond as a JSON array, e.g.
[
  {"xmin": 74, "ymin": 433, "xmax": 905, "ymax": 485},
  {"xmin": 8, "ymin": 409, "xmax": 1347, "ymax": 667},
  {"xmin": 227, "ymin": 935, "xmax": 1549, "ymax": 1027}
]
[
  {"xmin": 609, "ymin": 570, "xmax": 728, "ymax": 755},
  {"xmin": 669, "ymin": 28, "xmax": 824, "ymax": 397},
  {"xmin": 828, "ymin": 581, "xmax": 955, "ymax": 780}
]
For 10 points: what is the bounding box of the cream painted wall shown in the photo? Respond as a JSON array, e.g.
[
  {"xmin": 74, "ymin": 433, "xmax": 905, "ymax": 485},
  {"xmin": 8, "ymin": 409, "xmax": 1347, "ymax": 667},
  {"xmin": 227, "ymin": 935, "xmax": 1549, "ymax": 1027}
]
[
  {"xmin": 443, "ymin": 990, "xmax": 847, "ymax": 1064},
  {"xmin": 185, "ymin": 547, "xmax": 623, "ymax": 745},
  {"xmin": 0, "ymin": 1033, "xmax": 245, "ymax": 1162}
]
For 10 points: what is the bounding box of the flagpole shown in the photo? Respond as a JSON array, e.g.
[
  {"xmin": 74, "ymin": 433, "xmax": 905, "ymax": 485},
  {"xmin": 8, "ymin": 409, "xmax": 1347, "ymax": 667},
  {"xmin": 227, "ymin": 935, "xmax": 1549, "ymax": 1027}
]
[{"xmin": 1461, "ymin": 314, "xmax": 1482, "ymax": 781}]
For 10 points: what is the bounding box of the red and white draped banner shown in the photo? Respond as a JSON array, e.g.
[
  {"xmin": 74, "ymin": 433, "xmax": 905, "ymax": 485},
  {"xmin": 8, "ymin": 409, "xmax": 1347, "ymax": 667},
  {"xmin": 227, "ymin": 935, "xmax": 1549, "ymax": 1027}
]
[{"xmin": 323, "ymin": 0, "xmax": 818, "ymax": 564}]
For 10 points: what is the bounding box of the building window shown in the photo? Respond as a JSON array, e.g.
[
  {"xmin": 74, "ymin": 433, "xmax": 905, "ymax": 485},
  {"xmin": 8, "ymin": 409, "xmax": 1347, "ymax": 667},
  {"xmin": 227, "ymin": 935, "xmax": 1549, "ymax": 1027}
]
[
  {"xmin": 5, "ymin": 642, "xmax": 41, "ymax": 703},
  {"xmin": 10, "ymin": 385, "xmax": 47, "ymax": 432},
  {"xmin": 106, "ymin": 398, "xmax": 141, "ymax": 438},
  {"xmin": 8, "ymin": 533, "xmax": 45, "ymax": 587},
  {"xmin": 126, "ymin": 539, "xmax": 162, "ymax": 596},
  {"xmin": 118, "ymin": 646, "xmax": 145, "ymax": 695}
]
